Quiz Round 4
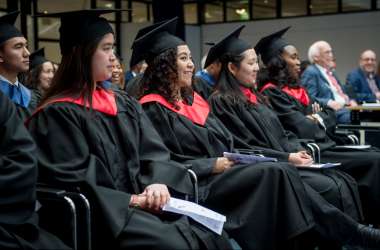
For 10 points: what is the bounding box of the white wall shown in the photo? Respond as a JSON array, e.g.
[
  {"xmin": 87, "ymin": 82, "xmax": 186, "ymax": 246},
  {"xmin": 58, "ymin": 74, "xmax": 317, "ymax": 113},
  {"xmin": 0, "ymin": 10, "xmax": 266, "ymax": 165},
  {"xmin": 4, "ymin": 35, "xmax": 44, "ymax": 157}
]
[
  {"xmin": 121, "ymin": 11, "xmax": 380, "ymax": 81},
  {"xmin": 201, "ymin": 11, "xmax": 380, "ymax": 82}
]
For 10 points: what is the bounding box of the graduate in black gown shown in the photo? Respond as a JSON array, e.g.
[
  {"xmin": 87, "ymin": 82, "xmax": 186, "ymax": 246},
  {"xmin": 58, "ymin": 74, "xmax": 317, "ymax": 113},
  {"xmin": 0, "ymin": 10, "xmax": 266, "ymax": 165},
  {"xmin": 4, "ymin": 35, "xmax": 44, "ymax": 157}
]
[
  {"xmin": 25, "ymin": 48, "xmax": 55, "ymax": 98},
  {"xmin": 256, "ymin": 27, "xmax": 380, "ymax": 226},
  {"xmin": 207, "ymin": 26, "xmax": 367, "ymax": 249},
  {"xmin": 0, "ymin": 90, "xmax": 69, "ymax": 249},
  {"xmin": 0, "ymin": 11, "xmax": 40, "ymax": 120},
  {"xmin": 136, "ymin": 19, "xmax": 380, "ymax": 249},
  {"xmin": 27, "ymin": 10, "xmax": 232, "ymax": 250}
]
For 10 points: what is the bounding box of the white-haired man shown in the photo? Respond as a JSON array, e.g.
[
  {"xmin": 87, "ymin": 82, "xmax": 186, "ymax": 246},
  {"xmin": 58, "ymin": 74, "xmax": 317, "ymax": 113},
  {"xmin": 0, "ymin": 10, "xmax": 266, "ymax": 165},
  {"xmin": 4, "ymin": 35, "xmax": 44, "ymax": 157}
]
[{"xmin": 301, "ymin": 41, "xmax": 357, "ymax": 124}]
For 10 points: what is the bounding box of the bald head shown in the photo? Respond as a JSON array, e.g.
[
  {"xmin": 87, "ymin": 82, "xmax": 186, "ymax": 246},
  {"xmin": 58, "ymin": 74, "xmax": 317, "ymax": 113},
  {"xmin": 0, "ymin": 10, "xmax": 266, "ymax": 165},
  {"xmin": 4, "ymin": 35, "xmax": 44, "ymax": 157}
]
[
  {"xmin": 308, "ymin": 41, "xmax": 334, "ymax": 69},
  {"xmin": 359, "ymin": 50, "xmax": 377, "ymax": 74}
]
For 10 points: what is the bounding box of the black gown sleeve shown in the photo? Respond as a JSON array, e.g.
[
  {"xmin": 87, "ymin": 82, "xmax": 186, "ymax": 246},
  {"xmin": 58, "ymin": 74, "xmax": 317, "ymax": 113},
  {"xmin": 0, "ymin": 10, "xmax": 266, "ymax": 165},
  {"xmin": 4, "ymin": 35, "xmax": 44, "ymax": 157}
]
[
  {"xmin": 209, "ymin": 95, "xmax": 290, "ymax": 161},
  {"xmin": 262, "ymin": 87, "xmax": 329, "ymax": 140},
  {"xmin": 142, "ymin": 102, "xmax": 216, "ymax": 178},
  {"xmin": 0, "ymin": 92, "xmax": 37, "ymax": 225}
]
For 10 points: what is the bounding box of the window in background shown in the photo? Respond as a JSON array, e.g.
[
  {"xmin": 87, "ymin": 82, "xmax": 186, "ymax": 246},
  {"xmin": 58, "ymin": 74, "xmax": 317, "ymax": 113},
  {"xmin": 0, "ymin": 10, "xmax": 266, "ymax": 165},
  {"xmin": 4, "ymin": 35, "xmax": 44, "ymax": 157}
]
[
  {"xmin": 282, "ymin": 0, "xmax": 307, "ymax": 17},
  {"xmin": 96, "ymin": 0, "xmax": 115, "ymax": 21},
  {"xmin": 37, "ymin": 0, "xmax": 90, "ymax": 13},
  {"xmin": 0, "ymin": 0, "xmax": 6, "ymax": 9},
  {"xmin": 38, "ymin": 41, "xmax": 61, "ymax": 64},
  {"xmin": 310, "ymin": 0, "xmax": 338, "ymax": 14},
  {"xmin": 184, "ymin": 3, "xmax": 198, "ymax": 24},
  {"xmin": 38, "ymin": 17, "xmax": 60, "ymax": 40},
  {"xmin": 131, "ymin": 1, "xmax": 149, "ymax": 23},
  {"xmin": 226, "ymin": 0, "xmax": 250, "ymax": 21},
  {"xmin": 252, "ymin": 0, "xmax": 276, "ymax": 19},
  {"xmin": 204, "ymin": 1, "xmax": 223, "ymax": 23},
  {"xmin": 342, "ymin": 0, "xmax": 371, "ymax": 11}
]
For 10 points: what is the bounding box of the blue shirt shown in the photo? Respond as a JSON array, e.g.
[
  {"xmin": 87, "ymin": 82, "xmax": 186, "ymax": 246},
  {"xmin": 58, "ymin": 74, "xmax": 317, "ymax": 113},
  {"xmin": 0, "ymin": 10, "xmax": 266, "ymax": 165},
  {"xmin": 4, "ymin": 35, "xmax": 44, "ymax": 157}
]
[
  {"xmin": 195, "ymin": 70, "xmax": 216, "ymax": 86},
  {"xmin": 0, "ymin": 75, "xmax": 31, "ymax": 108}
]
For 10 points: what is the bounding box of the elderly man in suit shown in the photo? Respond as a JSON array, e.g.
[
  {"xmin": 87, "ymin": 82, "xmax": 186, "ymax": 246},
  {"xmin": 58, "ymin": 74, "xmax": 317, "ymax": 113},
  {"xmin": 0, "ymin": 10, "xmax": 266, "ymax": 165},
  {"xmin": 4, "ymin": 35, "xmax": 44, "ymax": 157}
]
[
  {"xmin": 346, "ymin": 50, "xmax": 380, "ymax": 103},
  {"xmin": 301, "ymin": 41, "xmax": 357, "ymax": 124}
]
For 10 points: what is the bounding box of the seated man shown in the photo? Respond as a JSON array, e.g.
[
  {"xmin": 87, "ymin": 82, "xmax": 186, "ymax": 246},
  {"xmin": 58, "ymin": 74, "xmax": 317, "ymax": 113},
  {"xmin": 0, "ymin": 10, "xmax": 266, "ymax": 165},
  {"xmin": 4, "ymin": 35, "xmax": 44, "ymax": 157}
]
[
  {"xmin": 346, "ymin": 50, "xmax": 380, "ymax": 103},
  {"xmin": 301, "ymin": 40, "xmax": 357, "ymax": 124}
]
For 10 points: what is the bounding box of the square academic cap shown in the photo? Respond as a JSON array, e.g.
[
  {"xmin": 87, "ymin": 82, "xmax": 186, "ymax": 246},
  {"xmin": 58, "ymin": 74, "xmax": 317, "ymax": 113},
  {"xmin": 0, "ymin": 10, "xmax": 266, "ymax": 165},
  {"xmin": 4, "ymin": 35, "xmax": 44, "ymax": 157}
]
[
  {"xmin": 37, "ymin": 9, "xmax": 128, "ymax": 55},
  {"xmin": 30, "ymin": 48, "xmax": 48, "ymax": 70},
  {"xmin": 0, "ymin": 11, "xmax": 24, "ymax": 46},
  {"xmin": 254, "ymin": 26, "xmax": 291, "ymax": 65},
  {"xmin": 129, "ymin": 20, "xmax": 166, "ymax": 68},
  {"xmin": 204, "ymin": 25, "xmax": 251, "ymax": 69},
  {"xmin": 131, "ymin": 17, "xmax": 185, "ymax": 62}
]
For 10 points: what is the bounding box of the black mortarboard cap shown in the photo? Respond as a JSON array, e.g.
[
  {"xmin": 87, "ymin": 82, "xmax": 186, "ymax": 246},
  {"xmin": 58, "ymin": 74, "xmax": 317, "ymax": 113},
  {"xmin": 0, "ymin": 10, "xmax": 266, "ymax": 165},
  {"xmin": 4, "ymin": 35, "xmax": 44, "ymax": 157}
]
[
  {"xmin": 30, "ymin": 48, "xmax": 48, "ymax": 69},
  {"xmin": 204, "ymin": 25, "xmax": 251, "ymax": 69},
  {"xmin": 254, "ymin": 26, "xmax": 291, "ymax": 65},
  {"xmin": 0, "ymin": 11, "xmax": 24, "ymax": 46},
  {"xmin": 131, "ymin": 17, "xmax": 185, "ymax": 62},
  {"xmin": 37, "ymin": 9, "xmax": 127, "ymax": 55},
  {"xmin": 129, "ymin": 20, "xmax": 166, "ymax": 68}
]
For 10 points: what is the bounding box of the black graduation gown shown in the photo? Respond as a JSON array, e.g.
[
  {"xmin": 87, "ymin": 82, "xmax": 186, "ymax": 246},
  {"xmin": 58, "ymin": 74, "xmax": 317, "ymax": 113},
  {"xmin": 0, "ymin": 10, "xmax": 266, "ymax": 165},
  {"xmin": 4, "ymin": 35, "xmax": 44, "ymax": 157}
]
[
  {"xmin": 193, "ymin": 75, "xmax": 214, "ymax": 100},
  {"xmin": 141, "ymin": 95, "xmax": 318, "ymax": 250},
  {"xmin": 262, "ymin": 85, "xmax": 380, "ymax": 224},
  {"xmin": 0, "ymin": 91, "xmax": 69, "ymax": 249},
  {"xmin": 27, "ymin": 89, "xmax": 231, "ymax": 250},
  {"xmin": 124, "ymin": 74, "xmax": 143, "ymax": 98},
  {"xmin": 209, "ymin": 93, "xmax": 363, "ymax": 221}
]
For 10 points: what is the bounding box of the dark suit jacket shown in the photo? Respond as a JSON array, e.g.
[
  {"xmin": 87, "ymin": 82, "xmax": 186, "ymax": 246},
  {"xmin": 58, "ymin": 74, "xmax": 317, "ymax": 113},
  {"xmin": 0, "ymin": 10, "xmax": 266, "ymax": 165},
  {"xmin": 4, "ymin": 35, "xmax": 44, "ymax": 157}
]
[
  {"xmin": 301, "ymin": 64, "xmax": 346, "ymax": 106},
  {"xmin": 346, "ymin": 67, "xmax": 380, "ymax": 103}
]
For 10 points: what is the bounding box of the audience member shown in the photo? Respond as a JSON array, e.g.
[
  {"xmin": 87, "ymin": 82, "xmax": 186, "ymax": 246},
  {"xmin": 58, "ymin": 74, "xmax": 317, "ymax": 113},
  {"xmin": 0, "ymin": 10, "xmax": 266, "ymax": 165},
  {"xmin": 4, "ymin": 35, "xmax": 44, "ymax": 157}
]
[
  {"xmin": 346, "ymin": 50, "xmax": 380, "ymax": 103},
  {"xmin": 301, "ymin": 41, "xmax": 357, "ymax": 124}
]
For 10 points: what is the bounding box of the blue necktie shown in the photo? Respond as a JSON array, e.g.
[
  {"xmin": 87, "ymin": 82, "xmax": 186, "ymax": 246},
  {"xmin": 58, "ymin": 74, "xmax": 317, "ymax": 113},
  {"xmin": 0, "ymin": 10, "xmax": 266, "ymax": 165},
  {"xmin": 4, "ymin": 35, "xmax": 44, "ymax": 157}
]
[{"xmin": 0, "ymin": 80, "xmax": 31, "ymax": 108}]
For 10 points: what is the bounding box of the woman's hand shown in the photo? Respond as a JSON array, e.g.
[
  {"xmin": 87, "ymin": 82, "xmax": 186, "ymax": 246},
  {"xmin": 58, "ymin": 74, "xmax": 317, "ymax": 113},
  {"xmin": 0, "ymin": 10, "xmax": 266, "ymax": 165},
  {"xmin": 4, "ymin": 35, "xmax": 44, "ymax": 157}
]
[
  {"xmin": 288, "ymin": 151, "xmax": 313, "ymax": 167},
  {"xmin": 212, "ymin": 157, "xmax": 234, "ymax": 174},
  {"xmin": 129, "ymin": 184, "xmax": 170, "ymax": 212}
]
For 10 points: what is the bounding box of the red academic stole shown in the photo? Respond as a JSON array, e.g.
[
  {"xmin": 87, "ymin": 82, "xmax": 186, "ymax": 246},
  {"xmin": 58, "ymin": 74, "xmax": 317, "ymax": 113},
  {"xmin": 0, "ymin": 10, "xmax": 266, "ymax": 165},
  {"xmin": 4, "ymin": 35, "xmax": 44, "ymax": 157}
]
[
  {"xmin": 260, "ymin": 82, "xmax": 310, "ymax": 106},
  {"xmin": 139, "ymin": 92, "xmax": 210, "ymax": 126},
  {"xmin": 240, "ymin": 86, "xmax": 258, "ymax": 104},
  {"xmin": 29, "ymin": 88, "xmax": 117, "ymax": 123}
]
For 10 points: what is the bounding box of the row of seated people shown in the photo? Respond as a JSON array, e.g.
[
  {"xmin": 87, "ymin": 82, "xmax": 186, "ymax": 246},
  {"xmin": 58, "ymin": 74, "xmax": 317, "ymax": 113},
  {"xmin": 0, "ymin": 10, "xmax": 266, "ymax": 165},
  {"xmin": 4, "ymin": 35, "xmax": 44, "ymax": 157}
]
[{"xmin": 1, "ymin": 10, "xmax": 380, "ymax": 250}]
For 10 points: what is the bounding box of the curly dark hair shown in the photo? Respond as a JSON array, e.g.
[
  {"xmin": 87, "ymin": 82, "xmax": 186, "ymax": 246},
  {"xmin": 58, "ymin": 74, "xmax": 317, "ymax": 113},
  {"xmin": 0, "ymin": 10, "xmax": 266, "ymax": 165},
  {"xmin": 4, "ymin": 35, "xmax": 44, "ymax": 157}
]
[
  {"xmin": 138, "ymin": 47, "xmax": 193, "ymax": 109},
  {"xmin": 257, "ymin": 51, "xmax": 300, "ymax": 91}
]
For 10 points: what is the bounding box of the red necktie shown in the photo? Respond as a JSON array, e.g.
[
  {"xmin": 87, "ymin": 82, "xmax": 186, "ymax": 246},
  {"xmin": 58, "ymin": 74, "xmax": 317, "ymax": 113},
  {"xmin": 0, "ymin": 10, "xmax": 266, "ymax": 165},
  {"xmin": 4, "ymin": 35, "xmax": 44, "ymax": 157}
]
[{"xmin": 326, "ymin": 70, "xmax": 349, "ymax": 103}]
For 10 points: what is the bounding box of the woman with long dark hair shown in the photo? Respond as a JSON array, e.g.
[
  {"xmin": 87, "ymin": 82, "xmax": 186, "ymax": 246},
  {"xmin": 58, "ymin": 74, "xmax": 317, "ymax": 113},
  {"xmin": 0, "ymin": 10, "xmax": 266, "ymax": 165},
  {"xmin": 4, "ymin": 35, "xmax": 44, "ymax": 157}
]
[
  {"xmin": 25, "ymin": 48, "xmax": 55, "ymax": 97},
  {"xmin": 256, "ymin": 27, "xmax": 380, "ymax": 227},
  {"xmin": 27, "ymin": 10, "xmax": 233, "ymax": 250},
  {"xmin": 137, "ymin": 20, "xmax": 380, "ymax": 249}
]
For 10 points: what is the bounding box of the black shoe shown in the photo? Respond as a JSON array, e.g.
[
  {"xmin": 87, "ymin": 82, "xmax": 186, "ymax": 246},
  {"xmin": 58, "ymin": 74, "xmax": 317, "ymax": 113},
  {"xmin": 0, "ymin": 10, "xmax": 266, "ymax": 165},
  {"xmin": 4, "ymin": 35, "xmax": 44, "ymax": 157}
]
[{"xmin": 348, "ymin": 224, "xmax": 380, "ymax": 248}]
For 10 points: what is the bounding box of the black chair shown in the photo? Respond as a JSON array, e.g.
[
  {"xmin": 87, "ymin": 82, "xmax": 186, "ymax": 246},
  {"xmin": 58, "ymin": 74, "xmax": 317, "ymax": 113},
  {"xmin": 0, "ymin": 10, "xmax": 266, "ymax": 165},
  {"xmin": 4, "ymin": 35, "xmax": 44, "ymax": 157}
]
[{"xmin": 37, "ymin": 185, "xmax": 91, "ymax": 250}]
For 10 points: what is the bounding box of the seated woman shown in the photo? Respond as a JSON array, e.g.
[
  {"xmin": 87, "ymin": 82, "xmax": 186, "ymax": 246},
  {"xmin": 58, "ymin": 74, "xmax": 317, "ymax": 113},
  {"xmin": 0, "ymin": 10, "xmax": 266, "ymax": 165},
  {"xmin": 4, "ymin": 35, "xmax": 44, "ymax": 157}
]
[
  {"xmin": 136, "ymin": 20, "xmax": 380, "ymax": 249},
  {"xmin": 110, "ymin": 54, "xmax": 125, "ymax": 90},
  {"xmin": 0, "ymin": 91, "xmax": 69, "ymax": 249},
  {"xmin": 256, "ymin": 27, "xmax": 380, "ymax": 226},
  {"xmin": 25, "ymin": 48, "xmax": 55, "ymax": 98},
  {"xmin": 27, "ymin": 10, "xmax": 232, "ymax": 250},
  {"xmin": 207, "ymin": 26, "xmax": 362, "ymax": 240}
]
